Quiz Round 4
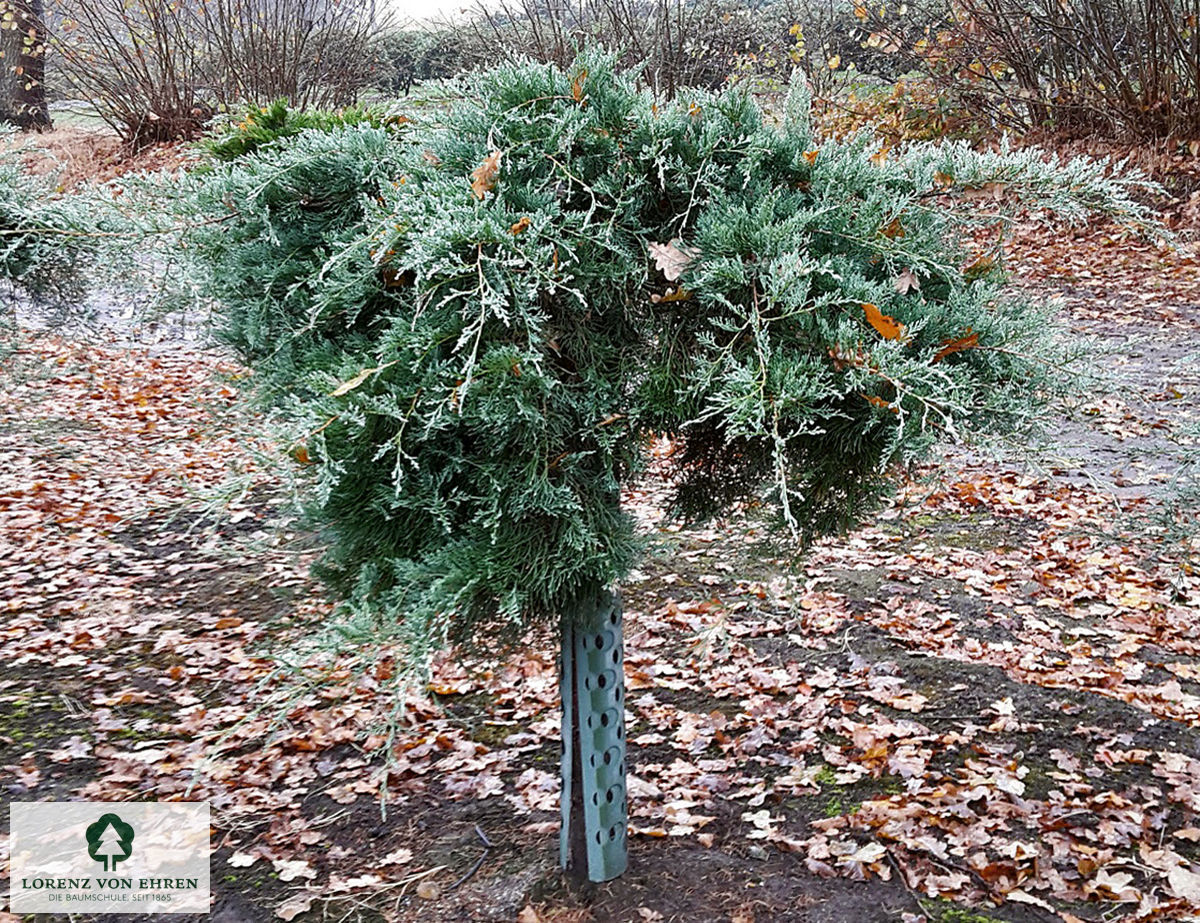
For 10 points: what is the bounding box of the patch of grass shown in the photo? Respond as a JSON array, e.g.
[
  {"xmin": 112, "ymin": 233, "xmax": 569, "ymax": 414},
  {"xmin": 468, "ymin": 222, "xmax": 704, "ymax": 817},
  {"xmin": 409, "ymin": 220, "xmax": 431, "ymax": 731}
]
[
  {"xmin": 920, "ymin": 901, "xmax": 1009, "ymax": 923},
  {"xmin": 0, "ymin": 690, "xmax": 73, "ymax": 745},
  {"xmin": 814, "ymin": 764, "xmax": 837, "ymax": 786}
]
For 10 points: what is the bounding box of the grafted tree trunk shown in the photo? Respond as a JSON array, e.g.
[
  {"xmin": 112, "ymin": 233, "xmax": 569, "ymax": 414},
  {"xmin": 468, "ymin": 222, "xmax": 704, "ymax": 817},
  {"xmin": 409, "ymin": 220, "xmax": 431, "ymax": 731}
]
[
  {"xmin": 559, "ymin": 586, "xmax": 628, "ymax": 884},
  {"xmin": 0, "ymin": 0, "xmax": 50, "ymax": 130}
]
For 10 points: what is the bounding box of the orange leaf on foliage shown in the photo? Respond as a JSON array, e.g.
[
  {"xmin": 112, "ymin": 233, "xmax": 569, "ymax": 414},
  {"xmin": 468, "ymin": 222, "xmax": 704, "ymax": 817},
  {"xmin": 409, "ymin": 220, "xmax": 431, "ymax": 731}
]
[
  {"xmin": 863, "ymin": 394, "xmax": 899, "ymax": 414},
  {"xmin": 651, "ymin": 287, "xmax": 693, "ymax": 303},
  {"xmin": 862, "ymin": 302, "xmax": 906, "ymax": 340},
  {"xmin": 803, "ymin": 149, "xmax": 820, "ymax": 165},
  {"xmin": 933, "ymin": 329, "xmax": 980, "ymax": 362},
  {"xmin": 470, "ymin": 149, "xmax": 502, "ymax": 200},
  {"xmin": 510, "ymin": 216, "xmax": 531, "ymax": 235},
  {"xmin": 571, "ymin": 69, "xmax": 588, "ymax": 102}
]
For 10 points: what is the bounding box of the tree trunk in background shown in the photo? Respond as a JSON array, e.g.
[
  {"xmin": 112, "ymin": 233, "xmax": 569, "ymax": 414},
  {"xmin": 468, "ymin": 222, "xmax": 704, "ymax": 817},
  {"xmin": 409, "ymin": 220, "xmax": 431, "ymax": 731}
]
[{"xmin": 0, "ymin": 0, "xmax": 50, "ymax": 130}]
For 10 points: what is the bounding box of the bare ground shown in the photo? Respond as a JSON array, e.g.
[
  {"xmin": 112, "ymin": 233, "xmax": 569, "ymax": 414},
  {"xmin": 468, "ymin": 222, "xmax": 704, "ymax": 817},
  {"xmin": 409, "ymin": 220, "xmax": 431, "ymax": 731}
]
[{"xmin": 2, "ymin": 220, "xmax": 1199, "ymax": 923}]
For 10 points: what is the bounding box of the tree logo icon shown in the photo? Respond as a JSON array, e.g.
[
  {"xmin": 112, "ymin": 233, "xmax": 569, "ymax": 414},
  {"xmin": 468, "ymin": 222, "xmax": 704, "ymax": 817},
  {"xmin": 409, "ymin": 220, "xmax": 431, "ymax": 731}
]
[{"xmin": 85, "ymin": 813, "xmax": 134, "ymax": 872}]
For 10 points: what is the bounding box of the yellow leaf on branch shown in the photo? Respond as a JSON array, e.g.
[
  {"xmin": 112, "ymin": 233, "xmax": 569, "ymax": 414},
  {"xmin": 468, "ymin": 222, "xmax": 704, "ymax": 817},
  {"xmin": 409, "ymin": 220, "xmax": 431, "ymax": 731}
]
[{"xmin": 862, "ymin": 302, "xmax": 906, "ymax": 340}]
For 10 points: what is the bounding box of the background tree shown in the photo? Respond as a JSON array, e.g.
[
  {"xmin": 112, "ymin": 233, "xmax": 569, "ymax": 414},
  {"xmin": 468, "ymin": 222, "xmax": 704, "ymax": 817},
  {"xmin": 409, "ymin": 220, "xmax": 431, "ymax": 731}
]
[{"xmin": 0, "ymin": 0, "xmax": 50, "ymax": 130}]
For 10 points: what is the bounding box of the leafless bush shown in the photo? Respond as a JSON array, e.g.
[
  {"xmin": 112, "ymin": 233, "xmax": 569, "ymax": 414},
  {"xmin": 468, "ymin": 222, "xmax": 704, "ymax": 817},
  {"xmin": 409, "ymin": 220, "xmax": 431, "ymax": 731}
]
[
  {"xmin": 48, "ymin": 0, "xmax": 209, "ymax": 147},
  {"xmin": 869, "ymin": 0, "xmax": 1200, "ymax": 140},
  {"xmin": 464, "ymin": 0, "xmax": 798, "ymax": 97},
  {"xmin": 39, "ymin": 0, "xmax": 384, "ymax": 148},
  {"xmin": 380, "ymin": 1, "xmax": 893, "ymax": 102},
  {"xmin": 197, "ymin": 0, "xmax": 383, "ymax": 111}
]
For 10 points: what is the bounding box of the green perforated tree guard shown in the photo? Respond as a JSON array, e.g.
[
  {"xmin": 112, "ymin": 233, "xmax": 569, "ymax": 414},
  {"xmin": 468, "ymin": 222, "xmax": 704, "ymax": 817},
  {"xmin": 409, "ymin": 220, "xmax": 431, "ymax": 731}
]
[{"xmin": 560, "ymin": 588, "xmax": 628, "ymax": 882}]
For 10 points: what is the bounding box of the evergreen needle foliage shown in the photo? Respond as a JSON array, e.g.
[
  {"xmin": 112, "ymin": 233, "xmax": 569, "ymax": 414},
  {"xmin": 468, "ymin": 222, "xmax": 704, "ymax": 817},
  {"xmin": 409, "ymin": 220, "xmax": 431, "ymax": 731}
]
[
  {"xmin": 0, "ymin": 129, "xmax": 91, "ymax": 302},
  {"xmin": 183, "ymin": 55, "xmax": 1156, "ymax": 670},
  {"xmin": 205, "ymin": 99, "xmax": 410, "ymax": 163}
]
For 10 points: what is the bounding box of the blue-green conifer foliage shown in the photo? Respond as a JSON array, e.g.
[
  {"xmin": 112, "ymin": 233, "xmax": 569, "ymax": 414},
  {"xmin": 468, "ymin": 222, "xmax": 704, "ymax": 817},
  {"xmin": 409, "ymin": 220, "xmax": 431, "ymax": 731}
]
[{"xmin": 187, "ymin": 55, "xmax": 1153, "ymax": 659}]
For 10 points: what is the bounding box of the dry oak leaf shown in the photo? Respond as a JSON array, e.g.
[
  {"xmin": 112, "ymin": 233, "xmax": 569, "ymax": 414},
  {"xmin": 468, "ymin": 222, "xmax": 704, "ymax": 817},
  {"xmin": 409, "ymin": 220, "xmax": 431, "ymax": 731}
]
[
  {"xmin": 329, "ymin": 368, "xmax": 374, "ymax": 398},
  {"xmin": 1168, "ymin": 865, "xmax": 1200, "ymax": 901},
  {"xmin": 275, "ymin": 894, "xmax": 315, "ymax": 921},
  {"xmin": 330, "ymin": 360, "xmax": 397, "ymax": 397},
  {"xmin": 470, "ymin": 149, "xmax": 502, "ymax": 200},
  {"xmin": 933, "ymin": 329, "xmax": 980, "ymax": 362},
  {"xmin": 571, "ymin": 69, "xmax": 588, "ymax": 102},
  {"xmin": 510, "ymin": 216, "xmax": 531, "ymax": 235},
  {"xmin": 272, "ymin": 859, "xmax": 317, "ymax": 883},
  {"xmin": 862, "ymin": 302, "xmax": 906, "ymax": 340},
  {"xmin": 894, "ymin": 267, "xmax": 920, "ymax": 294},
  {"xmin": 649, "ymin": 240, "xmax": 700, "ymax": 281},
  {"xmin": 1085, "ymin": 868, "xmax": 1140, "ymax": 902},
  {"xmin": 1005, "ymin": 890, "xmax": 1056, "ymax": 913}
]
